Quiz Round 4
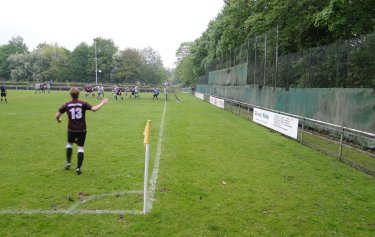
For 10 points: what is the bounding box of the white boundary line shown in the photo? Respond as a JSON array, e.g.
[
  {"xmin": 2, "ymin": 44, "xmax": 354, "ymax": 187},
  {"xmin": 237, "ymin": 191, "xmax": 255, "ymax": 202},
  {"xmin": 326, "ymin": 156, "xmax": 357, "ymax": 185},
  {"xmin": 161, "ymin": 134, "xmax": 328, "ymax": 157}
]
[
  {"xmin": 0, "ymin": 209, "xmax": 143, "ymax": 215},
  {"xmin": 68, "ymin": 190, "xmax": 143, "ymax": 212},
  {"xmin": 147, "ymin": 101, "xmax": 167, "ymax": 212},
  {"xmin": 0, "ymin": 190, "xmax": 146, "ymax": 216},
  {"xmin": 0, "ymin": 101, "xmax": 167, "ymax": 215}
]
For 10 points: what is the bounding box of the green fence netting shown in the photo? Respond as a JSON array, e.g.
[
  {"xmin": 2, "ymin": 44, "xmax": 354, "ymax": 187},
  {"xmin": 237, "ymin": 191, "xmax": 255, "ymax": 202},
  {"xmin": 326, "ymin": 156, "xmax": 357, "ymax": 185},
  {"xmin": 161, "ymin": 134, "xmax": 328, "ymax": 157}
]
[
  {"xmin": 208, "ymin": 63, "xmax": 248, "ymax": 86},
  {"xmin": 197, "ymin": 84, "xmax": 375, "ymax": 136}
]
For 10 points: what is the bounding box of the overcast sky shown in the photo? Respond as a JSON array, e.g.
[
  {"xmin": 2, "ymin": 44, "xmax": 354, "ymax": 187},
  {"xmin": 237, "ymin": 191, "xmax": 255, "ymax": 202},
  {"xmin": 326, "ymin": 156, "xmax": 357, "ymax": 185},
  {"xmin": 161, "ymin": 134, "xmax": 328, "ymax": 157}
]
[{"xmin": 0, "ymin": 0, "xmax": 224, "ymax": 68}]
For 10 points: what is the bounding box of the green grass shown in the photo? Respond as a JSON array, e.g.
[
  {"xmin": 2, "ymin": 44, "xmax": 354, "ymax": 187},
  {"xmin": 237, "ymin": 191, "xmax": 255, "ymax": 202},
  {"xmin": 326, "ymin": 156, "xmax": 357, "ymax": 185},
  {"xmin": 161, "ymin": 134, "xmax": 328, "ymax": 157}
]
[
  {"xmin": 229, "ymin": 103, "xmax": 375, "ymax": 174},
  {"xmin": 0, "ymin": 90, "xmax": 374, "ymax": 236},
  {"xmin": 301, "ymin": 131, "xmax": 375, "ymax": 172}
]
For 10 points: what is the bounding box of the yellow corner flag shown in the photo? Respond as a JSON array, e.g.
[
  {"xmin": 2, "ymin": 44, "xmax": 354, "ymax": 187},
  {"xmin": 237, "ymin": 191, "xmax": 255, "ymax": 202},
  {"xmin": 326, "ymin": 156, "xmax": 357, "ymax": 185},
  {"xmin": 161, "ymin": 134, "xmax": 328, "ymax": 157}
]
[{"xmin": 143, "ymin": 120, "xmax": 152, "ymax": 144}]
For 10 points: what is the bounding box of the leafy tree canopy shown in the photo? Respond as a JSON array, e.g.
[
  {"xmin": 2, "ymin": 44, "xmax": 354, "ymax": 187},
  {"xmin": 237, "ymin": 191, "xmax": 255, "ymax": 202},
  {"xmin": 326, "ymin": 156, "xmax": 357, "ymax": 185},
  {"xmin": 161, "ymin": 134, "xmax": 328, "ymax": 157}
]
[{"xmin": 177, "ymin": 0, "xmax": 375, "ymax": 80}]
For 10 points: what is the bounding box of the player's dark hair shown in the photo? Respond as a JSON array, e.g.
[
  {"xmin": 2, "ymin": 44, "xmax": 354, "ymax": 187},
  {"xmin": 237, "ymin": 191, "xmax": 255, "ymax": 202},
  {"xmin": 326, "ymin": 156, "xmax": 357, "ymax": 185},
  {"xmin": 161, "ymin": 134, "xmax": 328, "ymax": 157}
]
[{"xmin": 70, "ymin": 87, "xmax": 80, "ymax": 99}]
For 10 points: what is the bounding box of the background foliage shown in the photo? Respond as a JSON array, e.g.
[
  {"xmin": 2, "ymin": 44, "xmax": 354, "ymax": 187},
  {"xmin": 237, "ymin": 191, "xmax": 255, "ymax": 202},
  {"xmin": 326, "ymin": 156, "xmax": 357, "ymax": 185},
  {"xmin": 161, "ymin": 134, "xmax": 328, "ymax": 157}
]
[
  {"xmin": 174, "ymin": 0, "xmax": 375, "ymax": 87},
  {"xmin": 0, "ymin": 37, "xmax": 167, "ymax": 85}
]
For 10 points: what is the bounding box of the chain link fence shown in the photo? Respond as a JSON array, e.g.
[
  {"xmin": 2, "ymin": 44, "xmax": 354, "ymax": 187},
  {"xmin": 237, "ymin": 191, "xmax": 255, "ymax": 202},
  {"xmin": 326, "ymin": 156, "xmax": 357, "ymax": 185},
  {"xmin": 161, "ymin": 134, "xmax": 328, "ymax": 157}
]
[{"xmin": 202, "ymin": 30, "xmax": 375, "ymax": 89}]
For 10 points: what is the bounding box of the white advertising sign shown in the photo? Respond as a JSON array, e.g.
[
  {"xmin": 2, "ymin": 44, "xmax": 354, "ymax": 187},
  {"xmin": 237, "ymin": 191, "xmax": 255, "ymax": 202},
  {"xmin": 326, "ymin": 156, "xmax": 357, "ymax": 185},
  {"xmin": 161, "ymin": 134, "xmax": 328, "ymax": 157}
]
[
  {"xmin": 253, "ymin": 108, "xmax": 299, "ymax": 139},
  {"xmin": 195, "ymin": 92, "xmax": 205, "ymax": 100},
  {"xmin": 209, "ymin": 96, "xmax": 225, "ymax": 109}
]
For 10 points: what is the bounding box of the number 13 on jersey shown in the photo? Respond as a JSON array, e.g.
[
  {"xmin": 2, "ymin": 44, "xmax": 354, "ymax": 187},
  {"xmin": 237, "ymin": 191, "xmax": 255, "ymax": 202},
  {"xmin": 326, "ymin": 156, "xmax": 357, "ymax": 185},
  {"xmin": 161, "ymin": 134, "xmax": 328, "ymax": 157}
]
[{"xmin": 69, "ymin": 107, "xmax": 83, "ymax": 119}]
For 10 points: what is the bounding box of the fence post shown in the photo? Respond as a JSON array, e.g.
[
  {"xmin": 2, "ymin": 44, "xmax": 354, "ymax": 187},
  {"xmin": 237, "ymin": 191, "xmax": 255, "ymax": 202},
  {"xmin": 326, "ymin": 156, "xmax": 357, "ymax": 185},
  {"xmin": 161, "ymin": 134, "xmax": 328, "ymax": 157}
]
[
  {"xmin": 247, "ymin": 39, "xmax": 250, "ymax": 85},
  {"xmin": 335, "ymin": 38, "xmax": 342, "ymax": 87},
  {"xmin": 339, "ymin": 127, "xmax": 344, "ymax": 160},
  {"xmin": 248, "ymin": 105, "xmax": 251, "ymax": 121},
  {"xmin": 233, "ymin": 47, "xmax": 235, "ymax": 67},
  {"xmin": 308, "ymin": 48, "xmax": 311, "ymax": 87},
  {"xmin": 264, "ymin": 33, "xmax": 267, "ymax": 86},
  {"xmin": 300, "ymin": 118, "xmax": 305, "ymax": 144},
  {"xmin": 247, "ymin": 39, "xmax": 250, "ymax": 63},
  {"xmin": 240, "ymin": 44, "xmax": 243, "ymax": 63},
  {"xmin": 254, "ymin": 36, "xmax": 257, "ymax": 85},
  {"xmin": 286, "ymin": 53, "xmax": 291, "ymax": 90},
  {"xmin": 275, "ymin": 25, "xmax": 279, "ymax": 88},
  {"xmin": 230, "ymin": 49, "xmax": 232, "ymax": 67}
]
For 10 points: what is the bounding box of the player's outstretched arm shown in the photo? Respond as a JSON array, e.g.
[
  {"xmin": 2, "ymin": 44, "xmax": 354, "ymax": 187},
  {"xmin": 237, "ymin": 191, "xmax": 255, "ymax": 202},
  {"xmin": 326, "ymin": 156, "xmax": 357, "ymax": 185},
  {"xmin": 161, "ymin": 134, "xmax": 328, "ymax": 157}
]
[
  {"xmin": 55, "ymin": 111, "xmax": 62, "ymax": 123},
  {"xmin": 91, "ymin": 98, "xmax": 109, "ymax": 112}
]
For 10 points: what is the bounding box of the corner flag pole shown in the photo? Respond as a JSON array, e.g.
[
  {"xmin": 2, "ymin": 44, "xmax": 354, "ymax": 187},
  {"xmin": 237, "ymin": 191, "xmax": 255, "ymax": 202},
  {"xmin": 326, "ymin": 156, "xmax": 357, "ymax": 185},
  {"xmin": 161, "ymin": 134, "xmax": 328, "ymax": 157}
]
[{"xmin": 143, "ymin": 120, "xmax": 152, "ymax": 214}]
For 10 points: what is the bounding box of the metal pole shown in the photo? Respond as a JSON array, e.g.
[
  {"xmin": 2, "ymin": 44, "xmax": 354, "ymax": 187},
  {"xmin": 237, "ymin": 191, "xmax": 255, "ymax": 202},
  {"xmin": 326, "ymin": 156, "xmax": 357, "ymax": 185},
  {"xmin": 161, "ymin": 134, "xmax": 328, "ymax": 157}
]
[
  {"xmin": 339, "ymin": 127, "xmax": 344, "ymax": 160},
  {"xmin": 275, "ymin": 25, "xmax": 279, "ymax": 88},
  {"xmin": 248, "ymin": 105, "xmax": 251, "ymax": 121},
  {"xmin": 285, "ymin": 53, "xmax": 291, "ymax": 90},
  {"xmin": 264, "ymin": 34, "xmax": 267, "ymax": 86},
  {"xmin": 94, "ymin": 39, "xmax": 98, "ymax": 85},
  {"xmin": 240, "ymin": 44, "xmax": 243, "ymax": 63},
  {"xmin": 143, "ymin": 144, "xmax": 150, "ymax": 214},
  {"xmin": 247, "ymin": 39, "xmax": 250, "ymax": 63},
  {"xmin": 335, "ymin": 38, "xmax": 341, "ymax": 87},
  {"xmin": 308, "ymin": 48, "xmax": 311, "ymax": 87},
  {"xmin": 247, "ymin": 39, "xmax": 250, "ymax": 84},
  {"xmin": 300, "ymin": 118, "xmax": 305, "ymax": 144},
  {"xmin": 254, "ymin": 36, "xmax": 257, "ymax": 85}
]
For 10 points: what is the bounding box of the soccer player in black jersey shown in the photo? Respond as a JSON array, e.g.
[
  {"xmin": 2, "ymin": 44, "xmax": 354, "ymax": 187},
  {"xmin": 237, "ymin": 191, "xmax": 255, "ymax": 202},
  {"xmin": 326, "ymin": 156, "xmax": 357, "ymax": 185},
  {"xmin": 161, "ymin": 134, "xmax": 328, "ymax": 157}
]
[
  {"xmin": 0, "ymin": 83, "xmax": 7, "ymax": 103},
  {"xmin": 55, "ymin": 87, "xmax": 108, "ymax": 174}
]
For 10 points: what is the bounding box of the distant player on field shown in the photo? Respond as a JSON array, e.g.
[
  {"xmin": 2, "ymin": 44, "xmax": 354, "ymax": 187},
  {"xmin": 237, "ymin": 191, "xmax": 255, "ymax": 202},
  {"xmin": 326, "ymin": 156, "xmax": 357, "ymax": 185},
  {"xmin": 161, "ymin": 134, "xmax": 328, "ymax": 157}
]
[
  {"xmin": 40, "ymin": 83, "xmax": 46, "ymax": 93},
  {"xmin": 1, "ymin": 83, "xmax": 7, "ymax": 103},
  {"xmin": 153, "ymin": 88, "xmax": 159, "ymax": 99},
  {"xmin": 129, "ymin": 86, "xmax": 135, "ymax": 98},
  {"xmin": 134, "ymin": 85, "xmax": 140, "ymax": 99},
  {"xmin": 55, "ymin": 87, "xmax": 108, "ymax": 175},
  {"xmin": 113, "ymin": 85, "xmax": 124, "ymax": 101},
  {"xmin": 84, "ymin": 84, "xmax": 95, "ymax": 97},
  {"xmin": 96, "ymin": 84, "xmax": 104, "ymax": 100},
  {"xmin": 34, "ymin": 83, "xmax": 41, "ymax": 94},
  {"xmin": 46, "ymin": 82, "xmax": 51, "ymax": 93}
]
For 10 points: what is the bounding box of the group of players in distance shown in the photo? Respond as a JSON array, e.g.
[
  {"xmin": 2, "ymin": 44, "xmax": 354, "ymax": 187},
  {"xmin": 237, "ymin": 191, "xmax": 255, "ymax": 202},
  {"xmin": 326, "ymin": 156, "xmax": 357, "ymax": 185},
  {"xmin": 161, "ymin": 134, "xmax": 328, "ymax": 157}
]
[{"xmin": 83, "ymin": 84, "xmax": 167, "ymax": 101}]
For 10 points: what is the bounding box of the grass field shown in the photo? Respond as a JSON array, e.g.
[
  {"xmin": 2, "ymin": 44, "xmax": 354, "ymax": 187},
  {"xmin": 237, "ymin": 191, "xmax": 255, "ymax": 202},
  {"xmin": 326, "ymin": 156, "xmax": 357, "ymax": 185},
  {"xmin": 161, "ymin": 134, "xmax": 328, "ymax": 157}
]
[{"xmin": 0, "ymin": 90, "xmax": 374, "ymax": 236}]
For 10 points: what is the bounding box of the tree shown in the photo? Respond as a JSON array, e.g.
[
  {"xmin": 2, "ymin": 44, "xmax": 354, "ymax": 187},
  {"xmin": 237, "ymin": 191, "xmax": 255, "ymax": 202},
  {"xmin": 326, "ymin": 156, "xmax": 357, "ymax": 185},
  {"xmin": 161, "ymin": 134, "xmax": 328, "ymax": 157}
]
[
  {"xmin": 68, "ymin": 43, "xmax": 93, "ymax": 82},
  {"xmin": 93, "ymin": 37, "xmax": 118, "ymax": 82},
  {"xmin": 175, "ymin": 42, "xmax": 196, "ymax": 86},
  {"xmin": 141, "ymin": 47, "xmax": 166, "ymax": 85},
  {"xmin": 346, "ymin": 34, "xmax": 375, "ymax": 88},
  {"xmin": 175, "ymin": 42, "xmax": 194, "ymax": 64},
  {"xmin": 7, "ymin": 52, "xmax": 33, "ymax": 81},
  {"xmin": 31, "ymin": 43, "xmax": 70, "ymax": 82},
  {"xmin": 111, "ymin": 48, "xmax": 144, "ymax": 84},
  {"xmin": 190, "ymin": 31, "xmax": 211, "ymax": 76},
  {"xmin": 8, "ymin": 43, "xmax": 71, "ymax": 82},
  {"xmin": 315, "ymin": 0, "xmax": 375, "ymax": 39},
  {"xmin": 184, "ymin": 0, "xmax": 374, "ymax": 79},
  {"xmin": 175, "ymin": 57, "xmax": 195, "ymax": 86},
  {"xmin": 217, "ymin": 0, "xmax": 251, "ymax": 54},
  {"xmin": 0, "ymin": 36, "xmax": 28, "ymax": 79}
]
